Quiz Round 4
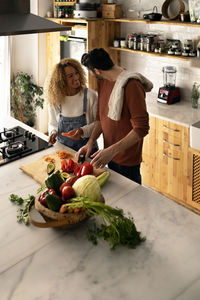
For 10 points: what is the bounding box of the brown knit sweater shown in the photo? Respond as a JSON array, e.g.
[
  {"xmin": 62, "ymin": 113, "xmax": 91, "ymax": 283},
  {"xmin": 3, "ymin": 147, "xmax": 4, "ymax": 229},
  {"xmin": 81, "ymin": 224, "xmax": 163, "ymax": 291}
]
[{"xmin": 96, "ymin": 78, "xmax": 149, "ymax": 166}]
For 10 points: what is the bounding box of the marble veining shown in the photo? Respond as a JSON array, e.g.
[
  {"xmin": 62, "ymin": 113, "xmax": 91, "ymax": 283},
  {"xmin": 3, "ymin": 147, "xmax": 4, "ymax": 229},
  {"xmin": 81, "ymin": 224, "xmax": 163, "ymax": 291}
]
[
  {"xmin": 1, "ymin": 118, "xmax": 200, "ymax": 300},
  {"xmin": 146, "ymin": 93, "xmax": 200, "ymax": 127}
]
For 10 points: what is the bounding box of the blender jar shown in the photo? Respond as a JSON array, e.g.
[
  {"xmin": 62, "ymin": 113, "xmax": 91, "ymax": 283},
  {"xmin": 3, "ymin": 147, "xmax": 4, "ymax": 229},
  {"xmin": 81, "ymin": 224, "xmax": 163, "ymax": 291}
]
[{"xmin": 162, "ymin": 66, "xmax": 177, "ymax": 88}]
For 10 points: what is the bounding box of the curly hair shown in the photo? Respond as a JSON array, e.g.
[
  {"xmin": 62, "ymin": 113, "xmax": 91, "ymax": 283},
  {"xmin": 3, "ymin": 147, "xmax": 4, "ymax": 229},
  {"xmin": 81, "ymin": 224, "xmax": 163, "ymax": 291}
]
[{"xmin": 44, "ymin": 58, "xmax": 87, "ymax": 106}]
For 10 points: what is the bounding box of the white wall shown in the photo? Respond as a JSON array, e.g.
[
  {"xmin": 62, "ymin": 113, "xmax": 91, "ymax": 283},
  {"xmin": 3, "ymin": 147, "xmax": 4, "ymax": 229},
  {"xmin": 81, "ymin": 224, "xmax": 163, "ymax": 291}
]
[
  {"xmin": 11, "ymin": 0, "xmax": 200, "ymax": 133},
  {"xmin": 11, "ymin": 0, "xmax": 53, "ymax": 133},
  {"xmin": 116, "ymin": 0, "xmax": 200, "ymax": 102}
]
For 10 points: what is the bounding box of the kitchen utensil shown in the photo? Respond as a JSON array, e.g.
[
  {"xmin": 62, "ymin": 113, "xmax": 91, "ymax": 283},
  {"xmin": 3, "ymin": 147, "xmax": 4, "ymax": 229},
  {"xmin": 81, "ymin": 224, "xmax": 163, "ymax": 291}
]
[
  {"xmin": 28, "ymin": 192, "xmax": 105, "ymax": 229},
  {"xmin": 162, "ymin": 0, "xmax": 185, "ymax": 20},
  {"xmin": 144, "ymin": 6, "xmax": 162, "ymax": 21},
  {"xmin": 158, "ymin": 66, "xmax": 181, "ymax": 104}
]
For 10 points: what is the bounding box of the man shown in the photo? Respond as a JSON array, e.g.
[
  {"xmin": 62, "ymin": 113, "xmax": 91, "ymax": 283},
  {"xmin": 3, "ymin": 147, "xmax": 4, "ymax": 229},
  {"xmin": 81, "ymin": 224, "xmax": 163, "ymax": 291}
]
[{"xmin": 76, "ymin": 48, "xmax": 153, "ymax": 184}]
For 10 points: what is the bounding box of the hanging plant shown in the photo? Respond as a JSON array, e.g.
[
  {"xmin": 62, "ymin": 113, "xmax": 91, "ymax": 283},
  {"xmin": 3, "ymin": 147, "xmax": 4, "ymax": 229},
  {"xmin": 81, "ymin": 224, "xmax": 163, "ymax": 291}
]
[{"xmin": 10, "ymin": 72, "xmax": 44, "ymax": 127}]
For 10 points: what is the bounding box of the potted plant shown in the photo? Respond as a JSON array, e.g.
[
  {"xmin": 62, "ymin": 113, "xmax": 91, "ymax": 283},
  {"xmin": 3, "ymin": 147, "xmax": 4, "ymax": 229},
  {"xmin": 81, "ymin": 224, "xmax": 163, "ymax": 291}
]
[
  {"xmin": 191, "ymin": 82, "xmax": 200, "ymax": 109},
  {"xmin": 10, "ymin": 72, "xmax": 44, "ymax": 127}
]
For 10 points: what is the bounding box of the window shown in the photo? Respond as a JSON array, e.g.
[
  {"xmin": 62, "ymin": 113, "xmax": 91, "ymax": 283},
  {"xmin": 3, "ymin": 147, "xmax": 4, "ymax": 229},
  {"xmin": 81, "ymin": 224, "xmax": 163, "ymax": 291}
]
[{"xmin": 0, "ymin": 36, "xmax": 11, "ymax": 118}]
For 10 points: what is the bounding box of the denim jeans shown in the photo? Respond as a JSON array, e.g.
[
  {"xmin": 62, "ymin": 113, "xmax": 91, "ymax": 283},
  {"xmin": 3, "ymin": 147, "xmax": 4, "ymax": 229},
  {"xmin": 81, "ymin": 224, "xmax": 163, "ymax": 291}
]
[{"xmin": 108, "ymin": 161, "xmax": 141, "ymax": 185}]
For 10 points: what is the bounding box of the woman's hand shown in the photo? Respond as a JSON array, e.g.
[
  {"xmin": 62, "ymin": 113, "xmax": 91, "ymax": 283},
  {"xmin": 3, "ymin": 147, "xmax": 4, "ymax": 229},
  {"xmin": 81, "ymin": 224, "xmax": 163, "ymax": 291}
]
[
  {"xmin": 61, "ymin": 128, "xmax": 83, "ymax": 140},
  {"xmin": 48, "ymin": 132, "xmax": 57, "ymax": 144}
]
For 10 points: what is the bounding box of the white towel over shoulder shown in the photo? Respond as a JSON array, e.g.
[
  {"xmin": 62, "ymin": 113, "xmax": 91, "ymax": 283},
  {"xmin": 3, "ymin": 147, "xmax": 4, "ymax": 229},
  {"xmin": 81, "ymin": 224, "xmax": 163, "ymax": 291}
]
[{"xmin": 108, "ymin": 70, "xmax": 153, "ymax": 121}]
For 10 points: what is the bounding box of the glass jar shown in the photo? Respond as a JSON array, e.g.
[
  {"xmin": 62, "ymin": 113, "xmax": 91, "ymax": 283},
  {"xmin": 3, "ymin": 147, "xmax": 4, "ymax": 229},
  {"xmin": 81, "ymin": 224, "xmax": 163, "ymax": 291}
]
[
  {"xmin": 113, "ymin": 38, "xmax": 120, "ymax": 48},
  {"xmin": 127, "ymin": 34, "xmax": 134, "ymax": 49},
  {"xmin": 58, "ymin": 7, "xmax": 65, "ymax": 18},
  {"xmin": 120, "ymin": 38, "xmax": 126, "ymax": 48},
  {"xmin": 133, "ymin": 35, "xmax": 138, "ymax": 50}
]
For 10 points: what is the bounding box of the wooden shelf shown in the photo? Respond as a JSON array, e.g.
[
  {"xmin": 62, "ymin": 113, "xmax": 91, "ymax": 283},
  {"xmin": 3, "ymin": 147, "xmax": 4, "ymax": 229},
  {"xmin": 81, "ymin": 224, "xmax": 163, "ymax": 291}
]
[
  {"xmin": 105, "ymin": 18, "xmax": 200, "ymax": 27},
  {"xmin": 110, "ymin": 47, "xmax": 194, "ymax": 61},
  {"xmin": 54, "ymin": 1, "xmax": 76, "ymax": 6},
  {"xmin": 47, "ymin": 17, "xmax": 89, "ymax": 24}
]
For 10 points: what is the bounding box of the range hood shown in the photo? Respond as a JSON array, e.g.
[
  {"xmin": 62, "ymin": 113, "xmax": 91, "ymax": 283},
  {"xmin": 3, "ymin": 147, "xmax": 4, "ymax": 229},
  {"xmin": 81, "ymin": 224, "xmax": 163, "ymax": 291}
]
[{"xmin": 0, "ymin": 0, "xmax": 68, "ymax": 36}]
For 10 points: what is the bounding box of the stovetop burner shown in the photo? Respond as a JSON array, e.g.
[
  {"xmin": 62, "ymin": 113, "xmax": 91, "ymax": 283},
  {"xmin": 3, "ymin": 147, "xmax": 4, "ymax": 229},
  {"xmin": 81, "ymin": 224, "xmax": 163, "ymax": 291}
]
[
  {"xmin": 5, "ymin": 141, "xmax": 24, "ymax": 157},
  {"xmin": 0, "ymin": 126, "xmax": 52, "ymax": 166}
]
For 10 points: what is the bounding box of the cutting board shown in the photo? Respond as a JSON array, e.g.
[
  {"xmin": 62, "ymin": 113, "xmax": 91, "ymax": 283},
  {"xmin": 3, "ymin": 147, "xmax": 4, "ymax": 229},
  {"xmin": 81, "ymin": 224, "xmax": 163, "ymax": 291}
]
[{"xmin": 20, "ymin": 148, "xmax": 104, "ymax": 186}]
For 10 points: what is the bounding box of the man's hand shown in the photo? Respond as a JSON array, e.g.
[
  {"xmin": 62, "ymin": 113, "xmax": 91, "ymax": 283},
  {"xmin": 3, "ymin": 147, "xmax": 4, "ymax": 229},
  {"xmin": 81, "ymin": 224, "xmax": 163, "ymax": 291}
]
[
  {"xmin": 75, "ymin": 141, "xmax": 93, "ymax": 161},
  {"xmin": 90, "ymin": 148, "xmax": 114, "ymax": 169}
]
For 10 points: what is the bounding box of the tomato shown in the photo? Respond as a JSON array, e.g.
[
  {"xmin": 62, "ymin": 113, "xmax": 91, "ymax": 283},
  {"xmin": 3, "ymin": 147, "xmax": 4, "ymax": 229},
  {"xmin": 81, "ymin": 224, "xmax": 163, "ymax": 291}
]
[
  {"xmin": 39, "ymin": 189, "xmax": 57, "ymax": 207},
  {"xmin": 65, "ymin": 176, "xmax": 78, "ymax": 186},
  {"xmin": 59, "ymin": 177, "xmax": 77, "ymax": 193},
  {"xmin": 80, "ymin": 162, "xmax": 93, "ymax": 177},
  {"xmin": 61, "ymin": 186, "xmax": 75, "ymax": 201},
  {"xmin": 59, "ymin": 181, "xmax": 70, "ymax": 193}
]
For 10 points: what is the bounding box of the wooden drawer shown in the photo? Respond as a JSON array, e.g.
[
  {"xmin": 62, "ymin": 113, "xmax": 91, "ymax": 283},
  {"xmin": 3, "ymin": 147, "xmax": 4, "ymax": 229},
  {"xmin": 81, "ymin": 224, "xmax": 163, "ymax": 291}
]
[{"xmin": 156, "ymin": 119, "xmax": 188, "ymax": 151}]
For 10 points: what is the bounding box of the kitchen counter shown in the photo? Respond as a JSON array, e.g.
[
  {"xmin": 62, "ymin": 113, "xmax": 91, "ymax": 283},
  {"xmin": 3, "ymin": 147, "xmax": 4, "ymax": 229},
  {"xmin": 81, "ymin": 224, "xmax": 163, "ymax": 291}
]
[
  {"xmin": 146, "ymin": 93, "xmax": 200, "ymax": 127},
  {"xmin": 1, "ymin": 117, "xmax": 200, "ymax": 300}
]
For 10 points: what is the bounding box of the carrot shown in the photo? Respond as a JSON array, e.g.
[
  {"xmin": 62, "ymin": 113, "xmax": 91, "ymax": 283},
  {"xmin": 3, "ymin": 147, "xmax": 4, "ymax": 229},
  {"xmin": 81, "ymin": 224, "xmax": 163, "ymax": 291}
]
[
  {"xmin": 57, "ymin": 151, "xmax": 72, "ymax": 159},
  {"xmin": 61, "ymin": 132, "xmax": 73, "ymax": 137},
  {"xmin": 73, "ymin": 207, "xmax": 80, "ymax": 214},
  {"xmin": 44, "ymin": 157, "xmax": 55, "ymax": 163},
  {"xmin": 59, "ymin": 204, "xmax": 68, "ymax": 214}
]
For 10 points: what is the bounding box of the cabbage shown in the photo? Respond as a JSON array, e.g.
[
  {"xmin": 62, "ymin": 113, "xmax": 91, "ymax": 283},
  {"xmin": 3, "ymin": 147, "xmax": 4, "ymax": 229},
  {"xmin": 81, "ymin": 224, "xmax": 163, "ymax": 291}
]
[{"xmin": 72, "ymin": 175, "xmax": 101, "ymax": 202}]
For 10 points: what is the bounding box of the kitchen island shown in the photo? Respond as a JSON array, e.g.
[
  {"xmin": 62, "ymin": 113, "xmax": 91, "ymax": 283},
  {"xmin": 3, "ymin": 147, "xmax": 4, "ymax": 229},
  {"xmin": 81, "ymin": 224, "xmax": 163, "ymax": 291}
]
[{"xmin": 1, "ymin": 117, "xmax": 200, "ymax": 300}]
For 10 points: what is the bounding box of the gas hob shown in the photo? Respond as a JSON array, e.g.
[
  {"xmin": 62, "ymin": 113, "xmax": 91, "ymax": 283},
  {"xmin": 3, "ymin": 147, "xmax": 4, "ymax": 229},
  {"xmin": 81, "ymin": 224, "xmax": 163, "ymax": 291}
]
[{"xmin": 0, "ymin": 126, "xmax": 52, "ymax": 166}]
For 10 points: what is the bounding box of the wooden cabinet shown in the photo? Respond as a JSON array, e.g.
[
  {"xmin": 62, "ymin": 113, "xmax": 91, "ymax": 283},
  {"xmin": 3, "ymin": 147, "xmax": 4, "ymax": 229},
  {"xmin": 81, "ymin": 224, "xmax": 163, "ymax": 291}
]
[
  {"xmin": 46, "ymin": 31, "xmax": 60, "ymax": 73},
  {"xmin": 141, "ymin": 117, "xmax": 190, "ymax": 205},
  {"xmin": 46, "ymin": 18, "xmax": 108, "ymax": 90},
  {"xmin": 141, "ymin": 116, "xmax": 156, "ymax": 187},
  {"xmin": 187, "ymin": 148, "xmax": 200, "ymax": 212},
  {"xmin": 154, "ymin": 119, "xmax": 189, "ymax": 203}
]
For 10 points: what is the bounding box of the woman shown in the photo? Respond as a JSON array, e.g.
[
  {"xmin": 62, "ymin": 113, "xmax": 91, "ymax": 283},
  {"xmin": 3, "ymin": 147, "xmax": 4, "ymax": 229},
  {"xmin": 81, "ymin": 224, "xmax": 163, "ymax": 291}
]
[{"xmin": 44, "ymin": 58, "xmax": 98, "ymax": 152}]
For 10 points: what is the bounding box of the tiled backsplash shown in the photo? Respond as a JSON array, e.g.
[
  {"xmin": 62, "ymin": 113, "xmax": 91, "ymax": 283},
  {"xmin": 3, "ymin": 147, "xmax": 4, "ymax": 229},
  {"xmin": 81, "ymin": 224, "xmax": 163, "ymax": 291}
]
[{"xmin": 119, "ymin": 22, "xmax": 200, "ymax": 102}]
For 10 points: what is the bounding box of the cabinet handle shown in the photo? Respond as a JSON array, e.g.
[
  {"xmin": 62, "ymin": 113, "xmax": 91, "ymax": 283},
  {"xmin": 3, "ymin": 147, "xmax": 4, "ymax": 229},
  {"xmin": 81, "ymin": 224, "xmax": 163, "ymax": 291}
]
[
  {"xmin": 163, "ymin": 153, "xmax": 180, "ymax": 160},
  {"xmin": 163, "ymin": 125, "xmax": 180, "ymax": 132},
  {"xmin": 163, "ymin": 139, "xmax": 181, "ymax": 147}
]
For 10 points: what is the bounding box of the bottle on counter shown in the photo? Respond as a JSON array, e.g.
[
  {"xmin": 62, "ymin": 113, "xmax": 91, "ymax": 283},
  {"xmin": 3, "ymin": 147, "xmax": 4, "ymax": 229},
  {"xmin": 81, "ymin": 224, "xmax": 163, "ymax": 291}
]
[
  {"xmin": 197, "ymin": 40, "xmax": 200, "ymax": 58},
  {"xmin": 54, "ymin": 6, "xmax": 58, "ymax": 18}
]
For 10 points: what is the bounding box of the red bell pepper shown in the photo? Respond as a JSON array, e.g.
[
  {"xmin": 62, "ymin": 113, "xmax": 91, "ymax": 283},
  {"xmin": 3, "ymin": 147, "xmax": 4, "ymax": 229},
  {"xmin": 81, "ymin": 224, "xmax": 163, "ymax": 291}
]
[
  {"xmin": 74, "ymin": 165, "xmax": 81, "ymax": 177},
  {"xmin": 80, "ymin": 162, "xmax": 93, "ymax": 177},
  {"xmin": 39, "ymin": 188, "xmax": 57, "ymax": 207},
  {"xmin": 61, "ymin": 158, "xmax": 78, "ymax": 173}
]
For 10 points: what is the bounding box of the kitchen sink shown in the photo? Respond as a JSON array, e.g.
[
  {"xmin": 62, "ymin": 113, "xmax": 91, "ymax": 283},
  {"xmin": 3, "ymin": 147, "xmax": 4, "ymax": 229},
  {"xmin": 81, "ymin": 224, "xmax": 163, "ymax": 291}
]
[{"xmin": 190, "ymin": 120, "xmax": 200, "ymax": 151}]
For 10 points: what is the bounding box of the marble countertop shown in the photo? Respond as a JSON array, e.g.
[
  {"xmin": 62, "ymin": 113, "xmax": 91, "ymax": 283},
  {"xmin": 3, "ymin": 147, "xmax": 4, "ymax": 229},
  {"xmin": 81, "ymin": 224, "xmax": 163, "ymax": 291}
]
[
  {"xmin": 146, "ymin": 93, "xmax": 200, "ymax": 127},
  {"xmin": 1, "ymin": 117, "xmax": 200, "ymax": 300}
]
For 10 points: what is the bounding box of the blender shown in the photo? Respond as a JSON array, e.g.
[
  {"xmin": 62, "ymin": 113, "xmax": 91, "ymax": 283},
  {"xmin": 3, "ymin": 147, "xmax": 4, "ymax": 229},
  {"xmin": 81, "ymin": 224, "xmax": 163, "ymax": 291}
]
[{"xmin": 158, "ymin": 66, "xmax": 180, "ymax": 104}]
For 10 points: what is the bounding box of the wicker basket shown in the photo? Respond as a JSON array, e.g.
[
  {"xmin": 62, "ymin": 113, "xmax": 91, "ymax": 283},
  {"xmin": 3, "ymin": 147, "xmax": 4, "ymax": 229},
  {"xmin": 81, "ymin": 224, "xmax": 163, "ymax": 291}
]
[{"xmin": 28, "ymin": 193, "xmax": 105, "ymax": 229}]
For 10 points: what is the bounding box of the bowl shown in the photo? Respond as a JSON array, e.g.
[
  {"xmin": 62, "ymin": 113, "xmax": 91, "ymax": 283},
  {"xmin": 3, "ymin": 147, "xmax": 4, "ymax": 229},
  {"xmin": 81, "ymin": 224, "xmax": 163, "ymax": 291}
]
[
  {"xmin": 28, "ymin": 192, "xmax": 105, "ymax": 229},
  {"xmin": 147, "ymin": 12, "xmax": 162, "ymax": 21}
]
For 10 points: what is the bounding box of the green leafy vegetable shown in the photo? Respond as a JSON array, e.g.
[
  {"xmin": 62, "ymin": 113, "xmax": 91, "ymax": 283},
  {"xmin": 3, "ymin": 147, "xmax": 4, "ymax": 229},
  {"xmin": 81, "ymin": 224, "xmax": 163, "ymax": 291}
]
[
  {"xmin": 72, "ymin": 175, "xmax": 101, "ymax": 202},
  {"xmin": 9, "ymin": 194, "xmax": 35, "ymax": 225},
  {"xmin": 64, "ymin": 196, "xmax": 145, "ymax": 250}
]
